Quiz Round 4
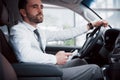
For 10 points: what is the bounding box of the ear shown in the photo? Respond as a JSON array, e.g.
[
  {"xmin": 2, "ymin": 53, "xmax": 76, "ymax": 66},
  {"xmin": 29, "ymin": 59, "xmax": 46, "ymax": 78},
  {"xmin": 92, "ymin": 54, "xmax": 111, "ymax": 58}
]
[{"xmin": 19, "ymin": 9, "xmax": 26, "ymax": 18}]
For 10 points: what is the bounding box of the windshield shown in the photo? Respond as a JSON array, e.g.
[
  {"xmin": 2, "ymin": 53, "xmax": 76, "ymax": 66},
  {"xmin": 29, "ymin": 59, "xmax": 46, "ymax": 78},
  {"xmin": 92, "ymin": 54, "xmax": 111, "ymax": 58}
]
[{"xmin": 87, "ymin": 0, "xmax": 120, "ymax": 29}]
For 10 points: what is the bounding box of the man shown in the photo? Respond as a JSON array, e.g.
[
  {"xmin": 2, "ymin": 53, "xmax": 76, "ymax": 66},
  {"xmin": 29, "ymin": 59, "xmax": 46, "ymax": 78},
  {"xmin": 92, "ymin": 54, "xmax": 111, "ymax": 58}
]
[{"xmin": 10, "ymin": 0, "xmax": 108, "ymax": 80}]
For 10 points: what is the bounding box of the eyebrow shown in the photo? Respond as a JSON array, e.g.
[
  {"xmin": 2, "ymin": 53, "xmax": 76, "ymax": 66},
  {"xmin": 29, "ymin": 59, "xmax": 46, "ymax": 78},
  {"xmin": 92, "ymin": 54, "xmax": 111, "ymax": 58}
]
[{"xmin": 31, "ymin": 4, "xmax": 43, "ymax": 9}]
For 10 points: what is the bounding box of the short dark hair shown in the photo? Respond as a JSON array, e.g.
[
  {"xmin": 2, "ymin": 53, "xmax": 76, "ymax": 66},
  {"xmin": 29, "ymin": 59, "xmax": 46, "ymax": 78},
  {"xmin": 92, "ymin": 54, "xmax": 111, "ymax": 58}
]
[{"xmin": 18, "ymin": 0, "xmax": 28, "ymax": 10}]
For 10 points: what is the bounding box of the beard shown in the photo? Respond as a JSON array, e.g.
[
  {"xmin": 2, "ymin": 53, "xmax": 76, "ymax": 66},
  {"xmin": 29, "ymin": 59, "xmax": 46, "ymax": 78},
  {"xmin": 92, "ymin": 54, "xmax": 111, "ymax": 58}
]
[{"xmin": 26, "ymin": 12, "xmax": 43, "ymax": 24}]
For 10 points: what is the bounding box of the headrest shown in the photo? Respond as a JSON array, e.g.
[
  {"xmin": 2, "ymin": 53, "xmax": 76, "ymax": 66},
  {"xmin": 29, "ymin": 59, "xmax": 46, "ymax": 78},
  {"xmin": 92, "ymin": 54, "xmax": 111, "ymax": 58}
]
[{"xmin": 0, "ymin": 0, "xmax": 8, "ymax": 26}]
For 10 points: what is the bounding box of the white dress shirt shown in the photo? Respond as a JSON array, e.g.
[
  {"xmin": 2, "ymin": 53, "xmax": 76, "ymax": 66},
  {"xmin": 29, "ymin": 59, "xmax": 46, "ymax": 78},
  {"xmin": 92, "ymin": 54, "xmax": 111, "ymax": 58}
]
[{"xmin": 10, "ymin": 21, "xmax": 88, "ymax": 64}]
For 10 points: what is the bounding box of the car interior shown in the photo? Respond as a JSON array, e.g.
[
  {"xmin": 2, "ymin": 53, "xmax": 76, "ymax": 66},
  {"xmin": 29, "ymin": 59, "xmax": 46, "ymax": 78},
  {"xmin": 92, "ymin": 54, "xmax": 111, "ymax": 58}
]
[{"xmin": 0, "ymin": 0, "xmax": 120, "ymax": 80}]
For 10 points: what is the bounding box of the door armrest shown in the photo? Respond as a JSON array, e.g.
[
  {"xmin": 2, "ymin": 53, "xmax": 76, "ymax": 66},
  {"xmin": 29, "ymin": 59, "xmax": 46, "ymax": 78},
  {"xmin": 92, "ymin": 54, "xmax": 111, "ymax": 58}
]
[{"xmin": 12, "ymin": 63, "xmax": 63, "ymax": 77}]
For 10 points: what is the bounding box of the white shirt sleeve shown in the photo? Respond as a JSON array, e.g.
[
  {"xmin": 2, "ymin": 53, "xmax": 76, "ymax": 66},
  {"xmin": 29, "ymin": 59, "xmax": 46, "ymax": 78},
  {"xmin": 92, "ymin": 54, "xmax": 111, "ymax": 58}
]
[{"xmin": 45, "ymin": 25, "xmax": 88, "ymax": 42}]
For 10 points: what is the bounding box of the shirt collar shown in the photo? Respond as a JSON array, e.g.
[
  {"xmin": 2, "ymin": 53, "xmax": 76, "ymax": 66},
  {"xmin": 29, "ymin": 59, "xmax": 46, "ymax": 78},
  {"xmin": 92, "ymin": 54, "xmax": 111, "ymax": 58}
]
[{"xmin": 22, "ymin": 21, "xmax": 37, "ymax": 32}]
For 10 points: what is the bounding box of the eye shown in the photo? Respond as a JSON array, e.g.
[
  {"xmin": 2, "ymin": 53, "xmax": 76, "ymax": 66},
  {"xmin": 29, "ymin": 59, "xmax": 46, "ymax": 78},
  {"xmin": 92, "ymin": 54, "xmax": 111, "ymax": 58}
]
[
  {"xmin": 33, "ymin": 5, "xmax": 38, "ymax": 8},
  {"xmin": 41, "ymin": 5, "xmax": 43, "ymax": 9}
]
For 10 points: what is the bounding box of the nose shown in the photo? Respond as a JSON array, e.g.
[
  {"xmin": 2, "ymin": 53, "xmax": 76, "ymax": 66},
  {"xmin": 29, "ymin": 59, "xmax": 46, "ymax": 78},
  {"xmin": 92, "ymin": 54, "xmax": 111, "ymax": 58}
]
[{"xmin": 37, "ymin": 5, "xmax": 43, "ymax": 13}]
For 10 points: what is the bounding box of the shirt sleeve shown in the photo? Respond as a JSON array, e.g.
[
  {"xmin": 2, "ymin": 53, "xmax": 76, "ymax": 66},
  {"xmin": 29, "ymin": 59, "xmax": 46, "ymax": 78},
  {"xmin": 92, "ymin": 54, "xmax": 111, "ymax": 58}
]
[{"xmin": 45, "ymin": 25, "xmax": 88, "ymax": 42}]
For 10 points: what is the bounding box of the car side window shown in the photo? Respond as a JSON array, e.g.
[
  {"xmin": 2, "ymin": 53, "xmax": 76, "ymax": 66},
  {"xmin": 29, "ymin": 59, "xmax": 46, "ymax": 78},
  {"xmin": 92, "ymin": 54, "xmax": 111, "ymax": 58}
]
[{"xmin": 40, "ymin": 4, "xmax": 87, "ymax": 47}]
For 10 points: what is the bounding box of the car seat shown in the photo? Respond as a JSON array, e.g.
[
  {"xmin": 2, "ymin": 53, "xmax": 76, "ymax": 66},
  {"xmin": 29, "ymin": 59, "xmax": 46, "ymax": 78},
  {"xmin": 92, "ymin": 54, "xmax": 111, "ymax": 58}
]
[{"xmin": 0, "ymin": 0, "xmax": 63, "ymax": 80}]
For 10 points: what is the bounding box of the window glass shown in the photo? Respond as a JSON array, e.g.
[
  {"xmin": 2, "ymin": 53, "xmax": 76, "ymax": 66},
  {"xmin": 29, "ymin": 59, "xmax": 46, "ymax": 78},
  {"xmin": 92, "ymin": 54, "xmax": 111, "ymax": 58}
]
[
  {"xmin": 40, "ymin": 4, "xmax": 87, "ymax": 47},
  {"xmin": 90, "ymin": 0, "xmax": 120, "ymax": 29}
]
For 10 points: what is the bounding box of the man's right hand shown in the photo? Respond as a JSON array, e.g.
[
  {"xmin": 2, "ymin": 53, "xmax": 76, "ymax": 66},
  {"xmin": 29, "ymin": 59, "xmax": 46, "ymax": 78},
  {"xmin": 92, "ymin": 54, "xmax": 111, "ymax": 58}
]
[{"xmin": 55, "ymin": 51, "xmax": 72, "ymax": 65}]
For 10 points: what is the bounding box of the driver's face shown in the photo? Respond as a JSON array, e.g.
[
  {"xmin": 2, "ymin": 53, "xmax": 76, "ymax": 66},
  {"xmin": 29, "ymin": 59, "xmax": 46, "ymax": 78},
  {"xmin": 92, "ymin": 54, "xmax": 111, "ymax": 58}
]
[{"xmin": 24, "ymin": 0, "xmax": 44, "ymax": 24}]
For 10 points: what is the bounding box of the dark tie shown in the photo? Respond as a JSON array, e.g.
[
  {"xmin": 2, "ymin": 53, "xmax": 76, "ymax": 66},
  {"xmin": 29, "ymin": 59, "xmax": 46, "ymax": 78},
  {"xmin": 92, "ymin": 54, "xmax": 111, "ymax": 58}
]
[{"xmin": 34, "ymin": 29, "xmax": 45, "ymax": 53}]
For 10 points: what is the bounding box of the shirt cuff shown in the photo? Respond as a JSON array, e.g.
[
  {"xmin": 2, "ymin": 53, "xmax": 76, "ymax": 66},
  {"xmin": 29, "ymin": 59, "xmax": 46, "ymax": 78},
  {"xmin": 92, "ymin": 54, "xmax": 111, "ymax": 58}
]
[{"xmin": 49, "ymin": 54, "xmax": 57, "ymax": 64}]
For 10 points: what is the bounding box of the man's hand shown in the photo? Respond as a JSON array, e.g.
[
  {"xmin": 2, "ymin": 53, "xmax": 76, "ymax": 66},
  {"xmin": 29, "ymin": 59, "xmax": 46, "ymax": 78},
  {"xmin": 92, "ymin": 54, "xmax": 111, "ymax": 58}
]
[
  {"xmin": 87, "ymin": 20, "xmax": 108, "ymax": 30},
  {"xmin": 92, "ymin": 20, "xmax": 108, "ymax": 27},
  {"xmin": 55, "ymin": 51, "xmax": 72, "ymax": 65}
]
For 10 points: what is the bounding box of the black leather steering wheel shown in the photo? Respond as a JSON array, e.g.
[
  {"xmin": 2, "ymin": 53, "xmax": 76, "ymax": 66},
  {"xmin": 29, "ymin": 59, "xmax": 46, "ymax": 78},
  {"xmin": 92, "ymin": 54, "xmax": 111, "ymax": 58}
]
[{"xmin": 79, "ymin": 26, "xmax": 104, "ymax": 58}]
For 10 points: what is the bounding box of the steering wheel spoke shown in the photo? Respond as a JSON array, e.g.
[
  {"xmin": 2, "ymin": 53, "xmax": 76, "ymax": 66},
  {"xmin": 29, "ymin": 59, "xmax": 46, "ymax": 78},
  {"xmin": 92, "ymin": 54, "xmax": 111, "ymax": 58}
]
[{"xmin": 79, "ymin": 26, "xmax": 104, "ymax": 58}]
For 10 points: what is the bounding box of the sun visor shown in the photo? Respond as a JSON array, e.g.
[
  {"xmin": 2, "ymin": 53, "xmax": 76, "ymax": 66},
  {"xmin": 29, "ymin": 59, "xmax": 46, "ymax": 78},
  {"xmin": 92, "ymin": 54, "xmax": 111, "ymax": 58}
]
[{"xmin": 60, "ymin": 0, "xmax": 83, "ymax": 4}]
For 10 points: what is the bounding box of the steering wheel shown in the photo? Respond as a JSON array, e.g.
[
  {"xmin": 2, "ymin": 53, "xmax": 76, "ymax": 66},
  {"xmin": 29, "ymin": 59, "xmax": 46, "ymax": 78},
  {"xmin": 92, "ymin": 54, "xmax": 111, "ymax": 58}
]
[{"xmin": 79, "ymin": 26, "xmax": 104, "ymax": 58}]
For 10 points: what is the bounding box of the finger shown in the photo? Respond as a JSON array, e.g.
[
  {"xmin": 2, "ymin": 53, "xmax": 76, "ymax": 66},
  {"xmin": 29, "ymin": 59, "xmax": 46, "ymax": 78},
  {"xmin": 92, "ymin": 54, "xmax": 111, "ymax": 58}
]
[
  {"xmin": 65, "ymin": 53, "xmax": 72, "ymax": 56},
  {"xmin": 59, "ymin": 51, "xmax": 65, "ymax": 53},
  {"xmin": 100, "ymin": 20, "xmax": 108, "ymax": 27},
  {"xmin": 103, "ymin": 22, "xmax": 108, "ymax": 27},
  {"xmin": 65, "ymin": 56, "xmax": 68, "ymax": 59}
]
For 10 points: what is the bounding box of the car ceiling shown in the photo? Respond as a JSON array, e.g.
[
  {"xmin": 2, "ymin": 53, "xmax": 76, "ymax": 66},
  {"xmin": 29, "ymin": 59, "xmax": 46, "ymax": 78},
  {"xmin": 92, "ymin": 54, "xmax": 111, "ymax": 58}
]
[
  {"xmin": 42, "ymin": 0, "xmax": 94, "ymax": 7},
  {"xmin": 42, "ymin": 0, "xmax": 83, "ymax": 4},
  {"xmin": 42, "ymin": 0, "xmax": 83, "ymax": 10}
]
